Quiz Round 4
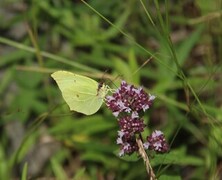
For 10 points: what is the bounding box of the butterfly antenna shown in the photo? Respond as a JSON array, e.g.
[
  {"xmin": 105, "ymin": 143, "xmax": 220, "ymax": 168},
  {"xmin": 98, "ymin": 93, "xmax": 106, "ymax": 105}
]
[{"xmin": 132, "ymin": 54, "xmax": 155, "ymax": 76}]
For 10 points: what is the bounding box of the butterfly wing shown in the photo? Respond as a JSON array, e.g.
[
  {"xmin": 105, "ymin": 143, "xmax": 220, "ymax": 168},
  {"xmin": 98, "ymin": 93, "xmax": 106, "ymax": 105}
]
[{"xmin": 51, "ymin": 71, "xmax": 104, "ymax": 115}]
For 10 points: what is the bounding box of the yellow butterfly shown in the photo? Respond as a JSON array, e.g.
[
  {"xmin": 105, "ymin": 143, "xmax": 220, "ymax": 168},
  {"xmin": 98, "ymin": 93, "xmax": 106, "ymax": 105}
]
[{"xmin": 51, "ymin": 71, "xmax": 109, "ymax": 115}]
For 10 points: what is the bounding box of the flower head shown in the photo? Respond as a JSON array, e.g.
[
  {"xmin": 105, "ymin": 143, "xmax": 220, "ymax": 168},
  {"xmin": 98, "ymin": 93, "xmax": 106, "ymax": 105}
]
[
  {"xmin": 105, "ymin": 81, "xmax": 155, "ymax": 117},
  {"xmin": 118, "ymin": 115, "xmax": 145, "ymax": 139},
  {"xmin": 145, "ymin": 130, "xmax": 169, "ymax": 153},
  {"xmin": 116, "ymin": 131, "xmax": 139, "ymax": 156}
]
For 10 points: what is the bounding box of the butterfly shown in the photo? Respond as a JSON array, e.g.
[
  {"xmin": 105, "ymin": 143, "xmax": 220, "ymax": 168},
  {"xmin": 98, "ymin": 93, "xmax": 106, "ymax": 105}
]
[{"xmin": 51, "ymin": 71, "xmax": 110, "ymax": 115}]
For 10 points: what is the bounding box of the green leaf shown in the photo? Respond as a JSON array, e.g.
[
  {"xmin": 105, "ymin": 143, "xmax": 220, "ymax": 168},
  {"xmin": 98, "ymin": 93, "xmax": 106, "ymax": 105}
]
[
  {"xmin": 159, "ymin": 174, "xmax": 182, "ymax": 180},
  {"xmin": 15, "ymin": 71, "xmax": 43, "ymax": 89},
  {"xmin": 151, "ymin": 148, "xmax": 204, "ymax": 166},
  {"xmin": 21, "ymin": 162, "xmax": 28, "ymax": 180},
  {"xmin": 177, "ymin": 25, "xmax": 204, "ymax": 67},
  {"xmin": 49, "ymin": 115, "xmax": 116, "ymax": 135},
  {"xmin": 116, "ymin": 151, "xmax": 140, "ymax": 162},
  {"xmin": 73, "ymin": 168, "xmax": 87, "ymax": 180},
  {"xmin": 81, "ymin": 151, "xmax": 119, "ymax": 168},
  {"xmin": 51, "ymin": 157, "xmax": 68, "ymax": 180}
]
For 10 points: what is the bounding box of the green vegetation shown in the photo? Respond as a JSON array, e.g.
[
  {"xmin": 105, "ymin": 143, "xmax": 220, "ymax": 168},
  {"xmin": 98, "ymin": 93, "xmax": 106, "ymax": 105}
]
[{"xmin": 0, "ymin": 0, "xmax": 221, "ymax": 179}]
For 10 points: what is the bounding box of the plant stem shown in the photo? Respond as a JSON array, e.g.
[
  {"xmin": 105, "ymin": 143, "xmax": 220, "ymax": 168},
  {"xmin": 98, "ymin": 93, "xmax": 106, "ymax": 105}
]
[{"xmin": 136, "ymin": 137, "xmax": 156, "ymax": 180}]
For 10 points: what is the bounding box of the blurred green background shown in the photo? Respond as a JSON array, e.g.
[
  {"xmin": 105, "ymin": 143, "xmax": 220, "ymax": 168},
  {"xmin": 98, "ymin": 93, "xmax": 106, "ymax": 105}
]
[{"xmin": 0, "ymin": 0, "xmax": 222, "ymax": 179}]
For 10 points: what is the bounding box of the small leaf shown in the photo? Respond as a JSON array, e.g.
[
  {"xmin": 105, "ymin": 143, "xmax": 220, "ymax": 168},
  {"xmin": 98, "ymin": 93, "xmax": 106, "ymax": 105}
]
[{"xmin": 21, "ymin": 162, "xmax": 28, "ymax": 180}]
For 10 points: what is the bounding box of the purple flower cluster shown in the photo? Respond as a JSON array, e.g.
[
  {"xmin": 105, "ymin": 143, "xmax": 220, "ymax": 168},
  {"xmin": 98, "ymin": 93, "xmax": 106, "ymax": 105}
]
[
  {"xmin": 106, "ymin": 81, "xmax": 155, "ymax": 118},
  {"xmin": 119, "ymin": 116, "xmax": 145, "ymax": 138},
  {"xmin": 117, "ymin": 131, "xmax": 139, "ymax": 156},
  {"xmin": 144, "ymin": 130, "xmax": 169, "ymax": 153},
  {"xmin": 105, "ymin": 81, "xmax": 169, "ymax": 156}
]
